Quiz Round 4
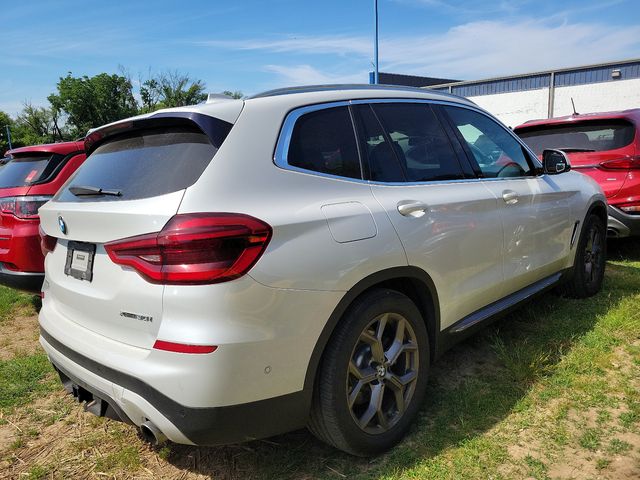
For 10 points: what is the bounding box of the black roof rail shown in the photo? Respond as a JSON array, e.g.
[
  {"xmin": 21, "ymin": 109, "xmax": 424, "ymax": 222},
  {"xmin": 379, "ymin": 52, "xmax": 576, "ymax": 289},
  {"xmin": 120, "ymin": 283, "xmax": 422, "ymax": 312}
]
[{"xmin": 248, "ymin": 83, "xmax": 468, "ymax": 101}]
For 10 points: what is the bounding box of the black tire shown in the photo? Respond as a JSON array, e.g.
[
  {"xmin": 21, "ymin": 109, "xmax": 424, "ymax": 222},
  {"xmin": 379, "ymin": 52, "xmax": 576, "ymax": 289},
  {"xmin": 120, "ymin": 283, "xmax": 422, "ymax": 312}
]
[
  {"xmin": 559, "ymin": 213, "xmax": 606, "ymax": 298},
  {"xmin": 308, "ymin": 288, "xmax": 430, "ymax": 456}
]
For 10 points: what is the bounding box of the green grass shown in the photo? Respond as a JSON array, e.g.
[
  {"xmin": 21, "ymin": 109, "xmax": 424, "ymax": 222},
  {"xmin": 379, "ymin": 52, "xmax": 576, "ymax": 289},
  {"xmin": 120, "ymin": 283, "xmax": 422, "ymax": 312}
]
[
  {"xmin": 95, "ymin": 446, "xmax": 141, "ymax": 473},
  {"xmin": 0, "ymin": 285, "xmax": 37, "ymax": 324},
  {"xmin": 0, "ymin": 353, "xmax": 56, "ymax": 411},
  {"xmin": 235, "ymin": 239, "xmax": 640, "ymax": 479},
  {"xmin": 1, "ymin": 240, "xmax": 640, "ymax": 479},
  {"xmin": 0, "ymin": 287, "xmax": 54, "ymax": 413}
]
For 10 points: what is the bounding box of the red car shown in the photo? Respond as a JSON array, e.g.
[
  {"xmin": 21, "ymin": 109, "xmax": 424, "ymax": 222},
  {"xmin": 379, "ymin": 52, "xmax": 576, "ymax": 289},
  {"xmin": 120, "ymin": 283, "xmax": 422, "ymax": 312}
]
[
  {"xmin": 0, "ymin": 141, "xmax": 85, "ymax": 292},
  {"xmin": 515, "ymin": 109, "xmax": 640, "ymax": 238}
]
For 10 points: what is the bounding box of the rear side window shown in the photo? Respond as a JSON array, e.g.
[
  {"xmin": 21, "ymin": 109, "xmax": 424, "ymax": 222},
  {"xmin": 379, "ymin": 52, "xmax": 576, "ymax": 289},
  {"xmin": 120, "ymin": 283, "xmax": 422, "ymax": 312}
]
[
  {"xmin": 56, "ymin": 126, "xmax": 221, "ymax": 202},
  {"xmin": 365, "ymin": 103, "xmax": 464, "ymax": 182},
  {"xmin": 0, "ymin": 154, "xmax": 64, "ymax": 188},
  {"xmin": 287, "ymin": 107, "xmax": 362, "ymax": 179},
  {"xmin": 517, "ymin": 120, "xmax": 636, "ymax": 155}
]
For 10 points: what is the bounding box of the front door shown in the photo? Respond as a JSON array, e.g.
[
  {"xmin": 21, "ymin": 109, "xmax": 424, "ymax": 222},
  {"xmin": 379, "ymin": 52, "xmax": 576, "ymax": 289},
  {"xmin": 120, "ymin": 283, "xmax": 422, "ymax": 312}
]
[
  {"xmin": 442, "ymin": 105, "xmax": 573, "ymax": 294},
  {"xmin": 352, "ymin": 101, "xmax": 505, "ymax": 330}
]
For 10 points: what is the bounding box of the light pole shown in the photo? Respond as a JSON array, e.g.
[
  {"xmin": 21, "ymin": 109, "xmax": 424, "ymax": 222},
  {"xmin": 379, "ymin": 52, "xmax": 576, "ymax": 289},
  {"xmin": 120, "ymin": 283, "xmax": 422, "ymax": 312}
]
[
  {"xmin": 1, "ymin": 125, "xmax": 12, "ymax": 151},
  {"xmin": 5, "ymin": 125, "xmax": 12, "ymax": 150},
  {"xmin": 373, "ymin": 0, "xmax": 379, "ymax": 84}
]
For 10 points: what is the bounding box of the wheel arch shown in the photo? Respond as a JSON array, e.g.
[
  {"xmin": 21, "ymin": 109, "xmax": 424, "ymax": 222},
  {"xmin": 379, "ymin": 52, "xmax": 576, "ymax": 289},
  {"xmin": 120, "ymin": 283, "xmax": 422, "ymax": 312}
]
[
  {"xmin": 302, "ymin": 266, "xmax": 441, "ymax": 399},
  {"xmin": 586, "ymin": 199, "xmax": 607, "ymax": 226}
]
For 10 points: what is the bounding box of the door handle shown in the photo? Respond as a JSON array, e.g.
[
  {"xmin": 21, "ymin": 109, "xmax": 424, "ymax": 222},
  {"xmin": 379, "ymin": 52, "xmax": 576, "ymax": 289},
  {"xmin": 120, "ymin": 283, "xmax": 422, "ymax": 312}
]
[
  {"xmin": 397, "ymin": 201, "xmax": 428, "ymax": 218},
  {"xmin": 502, "ymin": 190, "xmax": 519, "ymax": 205}
]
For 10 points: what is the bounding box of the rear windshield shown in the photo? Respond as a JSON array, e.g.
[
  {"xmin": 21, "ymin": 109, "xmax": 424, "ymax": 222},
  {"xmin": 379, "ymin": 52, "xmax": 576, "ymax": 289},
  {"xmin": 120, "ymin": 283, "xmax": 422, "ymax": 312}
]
[
  {"xmin": 56, "ymin": 125, "xmax": 225, "ymax": 202},
  {"xmin": 517, "ymin": 120, "xmax": 635, "ymax": 155},
  {"xmin": 0, "ymin": 154, "xmax": 63, "ymax": 188}
]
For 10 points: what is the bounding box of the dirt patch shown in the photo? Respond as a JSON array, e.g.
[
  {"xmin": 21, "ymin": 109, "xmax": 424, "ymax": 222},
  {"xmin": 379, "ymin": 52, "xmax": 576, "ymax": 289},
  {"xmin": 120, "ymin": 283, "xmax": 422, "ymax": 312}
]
[{"xmin": 0, "ymin": 313, "xmax": 40, "ymax": 361}]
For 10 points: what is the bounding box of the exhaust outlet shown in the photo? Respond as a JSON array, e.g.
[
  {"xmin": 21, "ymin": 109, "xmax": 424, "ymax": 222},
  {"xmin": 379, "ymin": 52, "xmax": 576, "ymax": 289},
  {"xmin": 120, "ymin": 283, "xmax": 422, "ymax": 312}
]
[{"xmin": 140, "ymin": 421, "xmax": 167, "ymax": 445}]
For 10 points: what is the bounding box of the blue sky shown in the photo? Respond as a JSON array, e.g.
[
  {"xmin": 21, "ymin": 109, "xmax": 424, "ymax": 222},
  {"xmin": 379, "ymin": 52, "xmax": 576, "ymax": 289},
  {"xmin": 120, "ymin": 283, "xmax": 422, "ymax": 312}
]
[{"xmin": 2, "ymin": 0, "xmax": 639, "ymax": 116}]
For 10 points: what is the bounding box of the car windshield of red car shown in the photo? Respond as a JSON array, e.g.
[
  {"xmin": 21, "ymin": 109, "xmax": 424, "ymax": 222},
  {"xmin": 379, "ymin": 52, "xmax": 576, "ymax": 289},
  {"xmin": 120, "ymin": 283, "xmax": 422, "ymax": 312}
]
[
  {"xmin": 517, "ymin": 120, "xmax": 635, "ymax": 155},
  {"xmin": 0, "ymin": 154, "xmax": 60, "ymax": 188}
]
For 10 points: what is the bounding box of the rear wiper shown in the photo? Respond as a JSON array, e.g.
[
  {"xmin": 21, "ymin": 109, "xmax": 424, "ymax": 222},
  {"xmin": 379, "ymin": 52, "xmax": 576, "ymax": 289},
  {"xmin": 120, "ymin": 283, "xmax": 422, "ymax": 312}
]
[{"xmin": 69, "ymin": 185, "xmax": 122, "ymax": 197}]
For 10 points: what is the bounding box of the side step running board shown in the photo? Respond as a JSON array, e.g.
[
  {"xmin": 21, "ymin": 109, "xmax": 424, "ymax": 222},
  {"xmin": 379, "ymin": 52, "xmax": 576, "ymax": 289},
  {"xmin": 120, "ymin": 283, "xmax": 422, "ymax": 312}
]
[{"xmin": 450, "ymin": 272, "xmax": 562, "ymax": 333}]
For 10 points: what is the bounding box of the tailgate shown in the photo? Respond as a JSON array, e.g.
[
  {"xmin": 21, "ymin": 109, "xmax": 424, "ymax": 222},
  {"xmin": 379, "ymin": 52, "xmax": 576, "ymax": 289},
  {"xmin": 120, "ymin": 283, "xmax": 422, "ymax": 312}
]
[{"xmin": 39, "ymin": 192, "xmax": 184, "ymax": 349}]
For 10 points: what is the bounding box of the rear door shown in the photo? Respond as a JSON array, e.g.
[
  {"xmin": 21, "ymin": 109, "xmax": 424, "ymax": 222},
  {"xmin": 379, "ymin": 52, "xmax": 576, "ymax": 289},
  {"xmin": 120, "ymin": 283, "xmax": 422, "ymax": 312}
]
[
  {"xmin": 355, "ymin": 101, "xmax": 505, "ymax": 330},
  {"xmin": 39, "ymin": 120, "xmax": 232, "ymax": 349},
  {"xmin": 442, "ymin": 105, "xmax": 574, "ymax": 294}
]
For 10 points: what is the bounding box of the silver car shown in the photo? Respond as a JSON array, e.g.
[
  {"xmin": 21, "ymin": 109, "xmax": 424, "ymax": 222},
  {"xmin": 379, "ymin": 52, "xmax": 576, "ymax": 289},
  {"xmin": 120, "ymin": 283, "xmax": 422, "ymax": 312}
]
[{"xmin": 37, "ymin": 85, "xmax": 607, "ymax": 456}]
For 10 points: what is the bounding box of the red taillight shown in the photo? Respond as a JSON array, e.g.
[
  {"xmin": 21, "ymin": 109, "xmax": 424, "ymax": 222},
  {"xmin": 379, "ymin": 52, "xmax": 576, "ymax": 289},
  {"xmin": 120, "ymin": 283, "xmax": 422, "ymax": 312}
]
[
  {"xmin": 104, "ymin": 213, "xmax": 272, "ymax": 285},
  {"xmin": 0, "ymin": 196, "xmax": 52, "ymax": 219},
  {"xmin": 153, "ymin": 340, "xmax": 217, "ymax": 354},
  {"xmin": 39, "ymin": 225, "xmax": 57, "ymax": 256},
  {"xmin": 599, "ymin": 155, "xmax": 640, "ymax": 170}
]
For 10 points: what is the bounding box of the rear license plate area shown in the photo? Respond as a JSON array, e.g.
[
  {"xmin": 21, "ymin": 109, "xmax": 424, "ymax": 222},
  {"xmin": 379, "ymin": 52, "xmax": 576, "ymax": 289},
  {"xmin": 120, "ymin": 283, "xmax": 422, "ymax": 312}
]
[{"xmin": 64, "ymin": 241, "xmax": 96, "ymax": 282}]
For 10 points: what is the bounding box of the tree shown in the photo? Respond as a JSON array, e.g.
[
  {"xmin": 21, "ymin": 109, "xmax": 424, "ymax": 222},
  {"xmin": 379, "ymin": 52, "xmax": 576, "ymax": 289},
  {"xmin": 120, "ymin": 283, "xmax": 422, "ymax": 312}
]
[
  {"xmin": 12, "ymin": 103, "xmax": 69, "ymax": 147},
  {"xmin": 222, "ymin": 90, "xmax": 244, "ymax": 99},
  {"xmin": 139, "ymin": 71, "xmax": 207, "ymax": 112},
  {"xmin": 0, "ymin": 111, "xmax": 14, "ymax": 153},
  {"xmin": 48, "ymin": 72, "xmax": 138, "ymax": 137}
]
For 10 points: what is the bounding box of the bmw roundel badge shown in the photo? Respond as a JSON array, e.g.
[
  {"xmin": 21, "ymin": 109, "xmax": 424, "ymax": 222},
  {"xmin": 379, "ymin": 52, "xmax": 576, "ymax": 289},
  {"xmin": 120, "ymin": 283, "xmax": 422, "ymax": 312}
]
[{"xmin": 58, "ymin": 215, "xmax": 67, "ymax": 235}]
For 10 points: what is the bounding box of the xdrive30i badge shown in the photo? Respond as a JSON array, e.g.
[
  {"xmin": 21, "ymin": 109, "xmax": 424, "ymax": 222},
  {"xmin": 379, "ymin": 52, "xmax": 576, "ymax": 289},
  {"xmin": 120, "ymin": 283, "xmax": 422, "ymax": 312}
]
[{"xmin": 120, "ymin": 311, "xmax": 153, "ymax": 323}]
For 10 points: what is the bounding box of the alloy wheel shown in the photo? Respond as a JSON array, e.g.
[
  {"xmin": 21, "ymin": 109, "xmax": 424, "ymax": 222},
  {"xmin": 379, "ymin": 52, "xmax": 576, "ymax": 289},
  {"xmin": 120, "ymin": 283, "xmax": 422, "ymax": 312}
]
[
  {"xmin": 584, "ymin": 223, "xmax": 603, "ymax": 286},
  {"xmin": 346, "ymin": 312, "xmax": 419, "ymax": 434}
]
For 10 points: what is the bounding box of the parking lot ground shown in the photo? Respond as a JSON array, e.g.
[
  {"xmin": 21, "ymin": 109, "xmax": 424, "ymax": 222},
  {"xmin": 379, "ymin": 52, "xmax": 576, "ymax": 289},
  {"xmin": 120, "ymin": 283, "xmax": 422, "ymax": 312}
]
[{"xmin": 0, "ymin": 240, "xmax": 639, "ymax": 479}]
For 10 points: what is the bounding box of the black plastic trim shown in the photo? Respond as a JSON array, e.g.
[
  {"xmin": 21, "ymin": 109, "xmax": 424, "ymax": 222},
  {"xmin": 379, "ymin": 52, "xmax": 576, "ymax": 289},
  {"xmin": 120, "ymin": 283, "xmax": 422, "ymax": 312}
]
[
  {"xmin": 451, "ymin": 273, "xmax": 561, "ymax": 333},
  {"xmin": 29, "ymin": 150, "xmax": 84, "ymax": 187},
  {"xmin": 608, "ymin": 204, "xmax": 640, "ymax": 236},
  {"xmin": 0, "ymin": 265, "xmax": 43, "ymax": 293},
  {"xmin": 302, "ymin": 266, "xmax": 441, "ymax": 397},
  {"xmin": 40, "ymin": 328, "xmax": 309, "ymax": 445},
  {"xmin": 438, "ymin": 269, "xmax": 569, "ymax": 353}
]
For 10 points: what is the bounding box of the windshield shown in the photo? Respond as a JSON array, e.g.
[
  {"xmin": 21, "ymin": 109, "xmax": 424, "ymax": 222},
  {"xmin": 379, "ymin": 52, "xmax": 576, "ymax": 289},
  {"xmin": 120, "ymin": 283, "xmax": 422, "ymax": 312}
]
[
  {"xmin": 55, "ymin": 125, "xmax": 228, "ymax": 202},
  {"xmin": 517, "ymin": 120, "xmax": 635, "ymax": 155},
  {"xmin": 0, "ymin": 154, "xmax": 62, "ymax": 188}
]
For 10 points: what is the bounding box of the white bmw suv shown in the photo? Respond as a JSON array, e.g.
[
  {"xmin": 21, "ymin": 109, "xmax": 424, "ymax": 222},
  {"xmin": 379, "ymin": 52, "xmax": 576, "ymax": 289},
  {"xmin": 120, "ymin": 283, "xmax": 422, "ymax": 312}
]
[{"xmin": 37, "ymin": 85, "xmax": 606, "ymax": 456}]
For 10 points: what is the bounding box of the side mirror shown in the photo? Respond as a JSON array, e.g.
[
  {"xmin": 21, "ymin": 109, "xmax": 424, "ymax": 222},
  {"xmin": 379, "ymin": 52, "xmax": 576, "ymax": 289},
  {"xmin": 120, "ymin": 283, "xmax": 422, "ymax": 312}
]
[{"xmin": 542, "ymin": 149, "xmax": 571, "ymax": 175}]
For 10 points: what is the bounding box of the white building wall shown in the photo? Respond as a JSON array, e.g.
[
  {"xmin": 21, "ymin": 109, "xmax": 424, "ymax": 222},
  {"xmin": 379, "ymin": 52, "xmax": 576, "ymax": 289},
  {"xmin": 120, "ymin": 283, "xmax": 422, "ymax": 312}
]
[
  {"xmin": 468, "ymin": 88, "xmax": 550, "ymax": 128},
  {"xmin": 460, "ymin": 78, "xmax": 640, "ymax": 127},
  {"xmin": 552, "ymin": 78, "xmax": 640, "ymax": 117}
]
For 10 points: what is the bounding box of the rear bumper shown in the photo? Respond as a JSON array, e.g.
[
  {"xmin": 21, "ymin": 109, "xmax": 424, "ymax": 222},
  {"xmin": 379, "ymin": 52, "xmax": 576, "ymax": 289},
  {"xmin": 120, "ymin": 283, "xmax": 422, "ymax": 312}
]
[
  {"xmin": 0, "ymin": 265, "xmax": 43, "ymax": 293},
  {"xmin": 0, "ymin": 217, "xmax": 44, "ymax": 273},
  {"xmin": 40, "ymin": 328, "xmax": 309, "ymax": 445},
  {"xmin": 607, "ymin": 205, "xmax": 640, "ymax": 238}
]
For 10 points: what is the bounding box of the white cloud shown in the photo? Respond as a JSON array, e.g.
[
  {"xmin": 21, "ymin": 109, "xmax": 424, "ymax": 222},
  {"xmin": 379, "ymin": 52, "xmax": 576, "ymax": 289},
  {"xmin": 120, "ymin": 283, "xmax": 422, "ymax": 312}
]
[
  {"xmin": 198, "ymin": 17, "xmax": 640, "ymax": 82},
  {"xmin": 263, "ymin": 64, "xmax": 367, "ymax": 85},
  {"xmin": 196, "ymin": 35, "xmax": 371, "ymax": 57}
]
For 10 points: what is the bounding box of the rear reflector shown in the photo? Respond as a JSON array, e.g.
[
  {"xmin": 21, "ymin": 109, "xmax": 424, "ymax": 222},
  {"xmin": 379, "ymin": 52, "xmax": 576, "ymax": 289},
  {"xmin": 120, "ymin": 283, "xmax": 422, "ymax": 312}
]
[
  {"xmin": 618, "ymin": 203, "xmax": 640, "ymax": 214},
  {"xmin": 105, "ymin": 213, "xmax": 272, "ymax": 285},
  {"xmin": 153, "ymin": 340, "xmax": 217, "ymax": 354},
  {"xmin": 599, "ymin": 155, "xmax": 640, "ymax": 170}
]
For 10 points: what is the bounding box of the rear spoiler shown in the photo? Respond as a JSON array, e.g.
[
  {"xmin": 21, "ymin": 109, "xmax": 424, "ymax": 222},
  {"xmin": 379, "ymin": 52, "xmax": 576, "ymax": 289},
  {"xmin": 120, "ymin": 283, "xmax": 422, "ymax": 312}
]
[{"xmin": 84, "ymin": 112, "xmax": 233, "ymax": 156}]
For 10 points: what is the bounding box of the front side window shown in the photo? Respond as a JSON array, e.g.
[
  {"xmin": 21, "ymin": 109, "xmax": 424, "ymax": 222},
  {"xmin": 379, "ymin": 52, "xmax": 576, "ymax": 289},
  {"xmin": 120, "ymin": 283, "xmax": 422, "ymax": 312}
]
[
  {"xmin": 444, "ymin": 106, "xmax": 533, "ymax": 178},
  {"xmin": 287, "ymin": 106, "xmax": 361, "ymax": 179},
  {"xmin": 354, "ymin": 103, "xmax": 464, "ymax": 183}
]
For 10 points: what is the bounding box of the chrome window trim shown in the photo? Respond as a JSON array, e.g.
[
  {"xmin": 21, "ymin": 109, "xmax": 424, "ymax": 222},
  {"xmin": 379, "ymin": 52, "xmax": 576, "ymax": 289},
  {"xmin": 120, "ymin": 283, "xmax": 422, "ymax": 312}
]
[{"xmin": 273, "ymin": 97, "xmax": 543, "ymax": 185}]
